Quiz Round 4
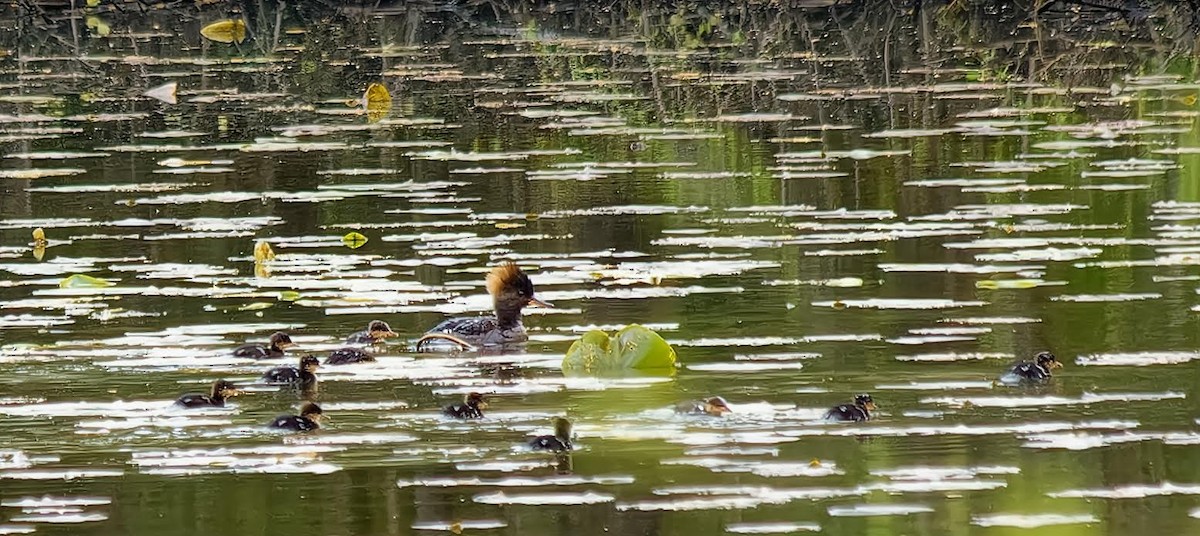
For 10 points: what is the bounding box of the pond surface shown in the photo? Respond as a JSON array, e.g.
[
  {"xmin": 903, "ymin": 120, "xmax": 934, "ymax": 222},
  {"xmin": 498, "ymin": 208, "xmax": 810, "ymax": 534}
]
[{"xmin": 3, "ymin": 2, "xmax": 1200, "ymax": 535}]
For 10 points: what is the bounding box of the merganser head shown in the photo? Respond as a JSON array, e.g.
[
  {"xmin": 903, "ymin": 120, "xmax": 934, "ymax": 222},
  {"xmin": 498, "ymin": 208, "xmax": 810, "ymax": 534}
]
[
  {"xmin": 853, "ymin": 393, "xmax": 876, "ymax": 412},
  {"xmin": 211, "ymin": 379, "xmax": 241, "ymax": 399},
  {"xmin": 366, "ymin": 320, "xmax": 398, "ymax": 340},
  {"xmin": 300, "ymin": 402, "xmax": 323, "ymax": 422},
  {"xmin": 1035, "ymin": 351, "xmax": 1061, "ymax": 370},
  {"xmin": 269, "ymin": 331, "xmax": 295, "ymax": 350},
  {"xmin": 486, "ymin": 262, "xmax": 551, "ymax": 321},
  {"xmin": 300, "ymin": 354, "xmax": 320, "ymax": 373}
]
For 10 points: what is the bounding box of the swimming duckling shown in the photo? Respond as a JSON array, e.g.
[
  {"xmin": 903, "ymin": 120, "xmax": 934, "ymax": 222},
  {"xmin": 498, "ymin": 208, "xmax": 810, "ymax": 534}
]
[
  {"xmin": 443, "ymin": 392, "xmax": 488, "ymax": 419},
  {"xmin": 176, "ymin": 380, "xmax": 240, "ymax": 408},
  {"xmin": 1000, "ymin": 351, "xmax": 1062, "ymax": 384},
  {"xmin": 268, "ymin": 402, "xmax": 324, "ymax": 431},
  {"xmin": 416, "ymin": 261, "xmax": 552, "ymax": 350},
  {"xmin": 529, "ymin": 417, "xmax": 573, "ymax": 452},
  {"xmin": 324, "ymin": 347, "xmax": 375, "ymax": 365},
  {"xmin": 675, "ymin": 396, "xmax": 733, "ymax": 416},
  {"xmin": 823, "ymin": 394, "xmax": 876, "ymax": 422},
  {"xmin": 345, "ymin": 320, "xmax": 398, "ymax": 345},
  {"xmin": 233, "ymin": 331, "xmax": 295, "ymax": 359},
  {"xmin": 263, "ymin": 354, "xmax": 319, "ymax": 388}
]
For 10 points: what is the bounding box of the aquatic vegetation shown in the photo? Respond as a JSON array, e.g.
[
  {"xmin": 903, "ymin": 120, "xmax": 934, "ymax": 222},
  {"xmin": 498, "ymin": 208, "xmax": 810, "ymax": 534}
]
[{"xmin": 561, "ymin": 325, "xmax": 678, "ymax": 374}]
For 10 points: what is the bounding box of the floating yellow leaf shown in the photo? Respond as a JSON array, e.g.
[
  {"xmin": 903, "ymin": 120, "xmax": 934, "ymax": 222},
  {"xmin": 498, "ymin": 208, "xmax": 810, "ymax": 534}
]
[
  {"xmin": 495, "ymin": 222, "xmax": 525, "ymax": 230},
  {"xmin": 60, "ymin": 274, "xmax": 115, "ymax": 288},
  {"xmin": 342, "ymin": 232, "xmax": 368, "ymax": 249},
  {"xmin": 278, "ymin": 290, "xmax": 301, "ymax": 302},
  {"xmin": 254, "ymin": 262, "xmax": 271, "ymax": 279},
  {"xmin": 85, "ymin": 16, "xmax": 110, "ymax": 37},
  {"xmin": 32, "ymin": 245, "xmax": 45, "ymax": 262},
  {"xmin": 449, "ymin": 522, "xmax": 463, "ymax": 535},
  {"xmin": 976, "ymin": 279, "xmax": 1042, "ymax": 290},
  {"xmin": 86, "ymin": 0, "xmax": 100, "ymax": 6},
  {"xmin": 200, "ymin": 19, "xmax": 247, "ymax": 44},
  {"xmin": 254, "ymin": 240, "xmax": 276, "ymax": 262},
  {"xmin": 362, "ymin": 83, "xmax": 392, "ymax": 123},
  {"xmin": 237, "ymin": 302, "xmax": 274, "ymax": 312},
  {"xmin": 32, "ymin": 227, "xmax": 47, "ymax": 246}
]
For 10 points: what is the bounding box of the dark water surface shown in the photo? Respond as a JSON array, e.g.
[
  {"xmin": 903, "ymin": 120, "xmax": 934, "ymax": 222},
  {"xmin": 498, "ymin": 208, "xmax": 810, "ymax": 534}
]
[{"xmin": 3, "ymin": 2, "xmax": 1200, "ymax": 535}]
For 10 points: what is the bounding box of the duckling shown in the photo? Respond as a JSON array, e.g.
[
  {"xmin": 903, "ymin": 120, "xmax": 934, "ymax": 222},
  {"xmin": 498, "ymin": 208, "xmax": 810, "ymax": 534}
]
[
  {"xmin": 529, "ymin": 417, "xmax": 573, "ymax": 451},
  {"xmin": 176, "ymin": 380, "xmax": 240, "ymax": 408},
  {"xmin": 443, "ymin": 392, "xmax": 487, "ymax": 419},
  {"xmin": 675, "ymin": 396, "xmax": 733, "ymax": 416},
  {"xmin": 233, "ymin": 331, "xmax": 295, "ymax": 359},
  {"xmin": 268, "ymin": 402, "xmax": 324, "ymax": 431},
  {"xmin": 1000, "ymin": 351, "xmax": 1062, "ymax": 384},
  {"xmin": 345, "ymin": 320, "xmax": 398, "ymax": 345},
  {"xmin": 262, "ymin": 354, "xmax": 319, "ymax": 388},
  {"xmin": 823, "ymin": 394, "xmax": 876, "ymax": 422},
  {"xmin": 324, "ymin": 347, "xmax": 375, "ymax": 365},
  {"xmin": 416, "ymin": 261, "xmax": 552, "ymax": 350}
]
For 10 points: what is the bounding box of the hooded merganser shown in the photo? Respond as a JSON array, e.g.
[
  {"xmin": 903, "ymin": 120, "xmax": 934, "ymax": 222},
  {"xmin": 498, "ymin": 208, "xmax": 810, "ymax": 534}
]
[
  {"xmin": 176, "ymin": 380, "xmax": 241, "ymax": 408},
  {"xmin": 345, "ymin": 320, "xmax": 399, "ymax": 345},
  {"xmin": 233, "ymin": 331, "xmax": 295, "ymax": 359},
  {"xmin": 529, "ymin": 417, "xmax": 573, "ymax": 451},
  {"xmin": 324, "ymin": 347, "xmax": 375, "ymax": 365},
  {"xmin": 263, "ymin": 354, "xmax": 319, "ymax": 387},
  {"xmin": 675, "ymin": 396, "xmax": 733, "ymax": 416},
  {"xmin": 416, "ymin": 262, "xmax": 552, "ymax": 350},
  {"xmin": 824, "ymin": 394, "xmax": 876, "ymax": 422},
  {"xmin": 1001, "ymin": 351, "xmax": 1062, "ymax": 384},
  {"xmin": 268, "ymin": 402, "xmax": 324, "ymax": 431},
  {"xmin": 443, "ymin": 392, "xmax": 487, "ymax": 419}
]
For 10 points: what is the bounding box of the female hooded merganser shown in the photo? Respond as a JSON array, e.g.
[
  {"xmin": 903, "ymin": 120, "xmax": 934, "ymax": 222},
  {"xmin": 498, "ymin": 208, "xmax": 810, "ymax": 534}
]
[
  {"xmin": 416, "ymin": 261, "xmax": 552, "ymax": 350},
  {"xmin": 233, "ymin": 331, "xmax": 295, "ymax": 359},
  {"xmin": 675, "ymin": 396, "xmax": 733, "ymax": 416},
  {"xmin": 1000, "ymin": 351, "xmax": 1062, "ymax": 384},
  {"xmin": 824, "ymin": 394, "xmax": 876, "ymax": 422},
  {"xmin": 324, "ymin": 347, "xmax": 375, "ymax": 365},
  {"xmin": 263, "ymin": 354, "xmax": 319, "ymax": 388},
  {"xmin": 529, "ymin": 417, "xmax": 573, "ymax": 451},
  {"xmin": 345, "ymin": 320, "xmax": 398, "ymax": 345},
  {"xmin": 176, "ymin": 380, "xmax": 241, "ymax": 408},
  {"xmin": 443, "ymin": 392, "xmax": 487, "ymax": 419},
  {"xmin": 268, "ymin": 402, "xmax": 324, "ymax": 431}
]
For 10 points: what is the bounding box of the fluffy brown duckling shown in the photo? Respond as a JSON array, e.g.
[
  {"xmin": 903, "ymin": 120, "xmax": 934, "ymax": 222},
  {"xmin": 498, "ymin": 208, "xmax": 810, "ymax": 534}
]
[
  {"xmin": 823, "ymin": 394, "xmax": 876, "ymax": 422},
  {"xmin": 268, "ymin": 402, "xmax": 324, "ymax": 431},
  {"xmin": 345, "ymin": 320, "xmax": 399, "ymax": 345},
  {"xmin": 675, "ymin": 396, "xmax": 733, "ymax": 416},
  {"xmin": 176, "ymin": 380, "xmax": 240, "ymax": 408},
  {"xmin": 529, "ymin": 417, "xmax": 573, "ymax": 452},
  {"xmin": 1000, "ymin": 351, "xmax": 1062, "ymax": 384},
  {"xmin": 324, "ymin": 347, "xmax": 375, "ymax": 365},
  {"xmin": 233, "ymin": 331, "xmax": 295, "ymax": 359},
  {"xmin": 262, "ymin": 354, "xmax": 319, "ymax": 388},
  {"xmin": 443, "ymin": 392, "xmax": 488, "ymax": 419}
]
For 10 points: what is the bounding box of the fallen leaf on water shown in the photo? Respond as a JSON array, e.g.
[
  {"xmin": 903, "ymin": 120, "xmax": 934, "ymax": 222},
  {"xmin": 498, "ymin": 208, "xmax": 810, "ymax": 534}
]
[
  {"xmin": 237, "ymin": 302, "xmax": 274, "ymax": 312},
  {"xmin": 363, "ymin": 83, "xmax": 392, "ymax": 123},
  {"xmin": 32, "ymin": 228, "xmax": 47, "ymax": 245},
  {"xmin": 278, "ymin": 291, "xmax": 301, "ymax": 302},
  {"xmin": 200, "ymin": 19, "xmax": 247, "ymax": 44},
  {"xmin": 60, "ymin": 274, "xmax": 115, "ymax": 288},
  {"xmin": 254, "ymin": 240, "xmax": 275, "ymax": 262},
  {"xmin": 342, "ymin": 232, "xmax": 368, "ymax": 249}
]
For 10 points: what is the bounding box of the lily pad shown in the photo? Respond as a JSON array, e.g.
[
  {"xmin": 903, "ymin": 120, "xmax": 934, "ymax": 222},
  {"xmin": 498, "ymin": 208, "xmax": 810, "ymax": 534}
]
[{"xmin": 562, "ymin": 324, "xmax": 677, "ymax": 374}]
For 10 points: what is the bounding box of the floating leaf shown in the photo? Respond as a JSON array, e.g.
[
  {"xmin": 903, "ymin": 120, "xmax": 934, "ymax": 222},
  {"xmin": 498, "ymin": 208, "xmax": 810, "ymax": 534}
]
[
  {"xmin": 363, "ymin": 83, "xmax": 392, "ymax": 123},
  {"xmin": 200, "ymin": 19, "xmax": 247, "ymax": 44},
  {"xmin": 253, "ymin": 240, "xmax": 275, "ymax": 262},
  {"xmin": 142, "ymin": 82, "xmax": 178, "ymax": 105},
  {"xmin": 342, "ymin": 232, "xmax": 369, "ymax": 249},
  {"xmin": 278, "ymin": 291, "xmax": 301, "ymax": 302},
  {"xmin": 236, "ymin": 302, "xmax": 273, "ymax": 312},
  {"xmin": 59, "ymin": 274, "xmax": 115, "ymax": 288},
  {"xmin": 85, "ymin": 16, "xmax": 110, "ymax": 37},
  {"xmin": 562, "ymin": 324, "xmax": 677, "ymax": 374},
  {"xmin": 31, "ymin": 228, "xmax": 46, "ymax": 245}
]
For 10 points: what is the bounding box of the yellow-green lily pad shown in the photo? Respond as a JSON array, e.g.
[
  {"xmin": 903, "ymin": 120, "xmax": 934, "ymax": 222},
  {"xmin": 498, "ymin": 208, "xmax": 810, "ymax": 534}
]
[{"xmin": 562, "ymin": 324, "xmax": 677, "ymax": 374}]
